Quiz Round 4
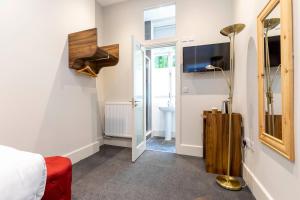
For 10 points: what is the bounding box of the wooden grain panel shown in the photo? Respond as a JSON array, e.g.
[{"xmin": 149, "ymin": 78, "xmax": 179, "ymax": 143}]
[
  {"xmin": 230, "ymin": 114, "xmax": 242, "ymax": 176},
  {"xmin": 68, "ymin": 28, "xmax": 119, "ymax": 77},
  {"xmin": 265, "ymin": 114, "xmax": 282, "ymax": 139},
  {"xmin": 221, "ymin": 114, "xmax": 229, "ymax": 175},
  {"xmin": 203, "ymin": 111, "xmax": 242, "ymax": 176},
  {"xmin": 68, "ymin": 28, "xmax": 98, "ymax": 68},
  {"xmin": 202, "ymin": 111, "xmax": 209, "ymax": 159}
]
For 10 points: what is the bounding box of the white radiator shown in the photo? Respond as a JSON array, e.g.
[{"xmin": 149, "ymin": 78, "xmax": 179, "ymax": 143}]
[{"xmin": 105, "ymin": 102, "xmax": 132, "ymax": 138}]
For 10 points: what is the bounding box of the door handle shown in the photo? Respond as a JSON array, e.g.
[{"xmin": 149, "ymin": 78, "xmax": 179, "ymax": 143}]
[
  {"xmin": 130, "ymin": 99, "xmax": 141, "ymax": 108},
  {"xmin": 129, "ymin": 100, "xmax": 141, "ymax": 103}
]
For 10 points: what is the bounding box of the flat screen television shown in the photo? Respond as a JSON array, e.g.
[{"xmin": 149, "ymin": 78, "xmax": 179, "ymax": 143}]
[
  {"xmin": 183, "ymin": 42, "xmax": 230, "ymax": 73},
  {"xmin": 265, "ymin": 35, "xmax": 281, "ymax": 68}
]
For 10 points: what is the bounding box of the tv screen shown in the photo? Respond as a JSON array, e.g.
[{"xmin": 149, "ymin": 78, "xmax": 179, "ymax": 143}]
[
  {"xmin": 183, "ymin": 42, "xmax": 230, "ymax": 73},
  {"xmin": 265, "ymin": 35, "xmax": 281, "ymax": 68}
]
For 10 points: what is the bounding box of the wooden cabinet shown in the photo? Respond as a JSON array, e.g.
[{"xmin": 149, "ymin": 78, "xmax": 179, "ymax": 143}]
[{"xmin": 203, "ymin": 111, "xmax": 242, "ymax": 176}]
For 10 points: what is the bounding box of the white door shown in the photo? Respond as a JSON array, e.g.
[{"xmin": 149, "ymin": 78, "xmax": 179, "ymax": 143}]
[{"xmin": 132, "ymin": 37, "xmax": 146, "ymax": 162}]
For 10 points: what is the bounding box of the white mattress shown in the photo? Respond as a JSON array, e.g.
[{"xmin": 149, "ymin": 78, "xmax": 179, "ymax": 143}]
[{"xmin": 0, "ymin": 146, "xmax": 47, "ymax": 200}]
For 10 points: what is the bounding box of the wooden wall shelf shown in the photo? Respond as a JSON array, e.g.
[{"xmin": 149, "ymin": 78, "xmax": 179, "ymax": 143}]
[
  {"xmin": 68, "ymin": 28, "xmax": 119, "ymax": 77},
  {"xmin": 203, "ymin": 111, "xmax": 242, "ymax": 176}
]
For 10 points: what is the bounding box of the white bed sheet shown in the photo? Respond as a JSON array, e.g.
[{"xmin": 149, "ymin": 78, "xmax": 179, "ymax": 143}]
[{"xmin": 0, "ymin": 146, "xmax": 47, "ymax": 200}]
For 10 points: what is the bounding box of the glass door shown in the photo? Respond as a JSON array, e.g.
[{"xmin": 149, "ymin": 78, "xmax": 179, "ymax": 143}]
[
  {"xmin": 145, "ymin": 55, "xmax": 152, "ymax": 133},
  {"xmin": 132, "ymin": 37, "xmax": 146, "ymax": 162}
]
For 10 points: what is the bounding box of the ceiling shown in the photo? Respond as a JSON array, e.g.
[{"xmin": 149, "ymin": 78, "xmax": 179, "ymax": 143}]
[{"xmin": 96, "ymin": 0, "xmax": 129, "ymax": 7}]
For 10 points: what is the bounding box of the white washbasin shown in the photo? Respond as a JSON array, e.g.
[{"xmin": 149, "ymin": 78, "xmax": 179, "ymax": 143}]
[
  {"xmin": 159, "ymin": 106, "xmax": 175, "ymax": 141},
  {"xmin": 159, "ymin": 106, "xmax": 175, "ymax": 112}
]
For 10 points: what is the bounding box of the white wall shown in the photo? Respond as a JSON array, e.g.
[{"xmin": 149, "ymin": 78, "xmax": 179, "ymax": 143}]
[
  {"xmin": 0, "ymin": 0, "xmax": 101, "ymax": 163},
  {"xmin": 178, "ymin": 0, "xmax": 234, "ymax": 156},
  {"xmin": 97, "ymin": 0, "xmax": 234, "ymax": 156},
  {"xmin": 96, "ymin": 2, "xmax": 105, "ymax": 47},
  {"xmin": 96, "ymin": 2, "xmax": 106, "ymax": 145},
  {"xmin": 233, "ymin": 0, "xmax": 300, "ymax": 199}
]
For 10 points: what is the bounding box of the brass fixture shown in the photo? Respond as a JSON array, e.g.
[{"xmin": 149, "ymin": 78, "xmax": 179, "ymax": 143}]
[
  {"xmin": 264, "ymin": 18, "xmax": 280, "ymax": 30},
  {"xmin": 220, "ymin": 24, "xmax": 245, "ymax": 37},
  {"xmin": 216, "ymin": 23, "xmax": 245, "ymax": 191},
  {"xmin": 216, "ymin": 175, "xmax": 242, "ymax": 191}
]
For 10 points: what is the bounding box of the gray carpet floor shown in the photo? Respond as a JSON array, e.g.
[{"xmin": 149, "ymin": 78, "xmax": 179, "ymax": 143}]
[
  {"xmin": 146, "ymin": 137, "xmax": 176, "ymax": 153},
  {"xmin": 72, "ymin": 145, "xmax": 255, "ymax": 200}
]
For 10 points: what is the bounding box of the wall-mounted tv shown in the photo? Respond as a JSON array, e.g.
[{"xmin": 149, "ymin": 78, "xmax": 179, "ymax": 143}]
[
  {"xmin": 265, "ymin": 35, "xmax": 281, "ymax": 68},
  {"xmin": 183, "ymin": 42, "xmax": 230, "ymax": 73}
]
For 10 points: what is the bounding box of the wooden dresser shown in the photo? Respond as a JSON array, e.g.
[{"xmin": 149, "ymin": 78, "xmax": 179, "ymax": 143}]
[{"xmin": 203, "ymin": 111, "xmax": 242, "ymax": 176}]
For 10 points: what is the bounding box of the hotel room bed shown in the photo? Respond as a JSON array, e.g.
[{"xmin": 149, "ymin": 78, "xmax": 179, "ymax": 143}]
[{"xmin": 0, "ymin": 145, "xmax": 47, "ymax": 200}]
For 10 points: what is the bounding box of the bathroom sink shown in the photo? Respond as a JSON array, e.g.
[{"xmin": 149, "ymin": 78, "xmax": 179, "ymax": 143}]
[
  {"xmin": 159, "ymin": 106, "xmax": 175, "ymax": 141},
  {"xmin": 159, "ymin": 106, "xmax": 175, "ymax": 112}
]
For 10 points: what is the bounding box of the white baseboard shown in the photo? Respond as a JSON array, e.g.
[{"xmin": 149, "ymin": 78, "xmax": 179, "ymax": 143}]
[
  {"xmin": 243, "ymin": 163, "xmax": 273, "ymax": 200},
  {"xmin": 103, "ymin": 137, "xmax": 131, "ymax": 148},
  {"xmin": 64, "ymin": 141, "xmax": 100, "ymax": 164},
  {"xmin": 99, "ymin": 136, "xmax": 104, "ymax": 146},
  {"xmin": 146, "ymin": 131, "xmax": 152, "ymax": 137},
  {"xmin": 176, "ymin": 144, "xmax": 203, "ymax": 157}
]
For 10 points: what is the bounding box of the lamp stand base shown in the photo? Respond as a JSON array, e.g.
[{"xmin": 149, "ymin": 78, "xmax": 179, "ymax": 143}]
[{"xmin": 216, "ymin": 175, "xmax": 242, "ymax": 191}]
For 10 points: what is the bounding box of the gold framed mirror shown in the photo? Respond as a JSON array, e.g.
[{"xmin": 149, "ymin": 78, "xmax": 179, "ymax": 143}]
[{"xmin": 257, "ymin": 0, "xmax": 294, "ymax": 160}]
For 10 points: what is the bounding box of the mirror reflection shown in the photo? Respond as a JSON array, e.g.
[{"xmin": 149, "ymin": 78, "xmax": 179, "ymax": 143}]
[{"xmin": 263, "ymin": 3, "xmax": 282, "ymax": 140}]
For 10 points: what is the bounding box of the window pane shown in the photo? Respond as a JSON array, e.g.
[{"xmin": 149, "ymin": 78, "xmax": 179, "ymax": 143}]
[
  {"xmin": 144, "ymin": 4, "xmax": 176, "ymax": 40},
  {"xmin": 155, "ymin": 56, "xmax": 169, "ymax": 68},
  {"xmin": 172, "ymin": 55, "xmax": 176, "ymax": 67},
  {"xmin": 153, "ymin": 24, "xmax": 176, "ymax": 39}
]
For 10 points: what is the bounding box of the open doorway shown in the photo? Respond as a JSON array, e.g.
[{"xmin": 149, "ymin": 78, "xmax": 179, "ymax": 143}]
[
  {"xmin": 145, "ymin": 45, "xmax": 176, "ymax": 153},
  {"xmin": 143, "ymin": 4, "xmax": 176, "ymax": 154}
]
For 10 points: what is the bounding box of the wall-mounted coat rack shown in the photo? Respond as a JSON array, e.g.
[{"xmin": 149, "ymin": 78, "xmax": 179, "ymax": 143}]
[{"xmin": 68, "ymin": 28, "xmax": 119, "ymax": 77}]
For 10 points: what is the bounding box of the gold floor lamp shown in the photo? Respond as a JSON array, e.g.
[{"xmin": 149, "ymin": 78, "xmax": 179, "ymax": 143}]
[{"xmin": 206, "ymin": 23, "xmax": 245, "ymax": 191}]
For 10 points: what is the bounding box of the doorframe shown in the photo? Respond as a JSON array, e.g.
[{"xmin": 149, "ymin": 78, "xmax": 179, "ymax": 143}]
[{"xmin": 143, "ymin": 37, "xmax": 181, "ymax": 154}]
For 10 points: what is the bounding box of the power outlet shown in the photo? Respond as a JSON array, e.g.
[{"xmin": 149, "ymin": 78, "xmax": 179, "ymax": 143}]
[
  {"xmin": 243, "ymin": 138, "xmax": 255, "ymax": 151},
  {"xmin": 182, "ymin": 87, "xmax": 190, "ymax": 94}
]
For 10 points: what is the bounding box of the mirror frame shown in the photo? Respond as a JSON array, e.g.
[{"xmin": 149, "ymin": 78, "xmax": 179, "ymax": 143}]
[{"xmin": 257, "ymin": 0, "xmax": 294, "ymax": 161}]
